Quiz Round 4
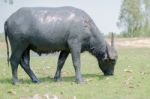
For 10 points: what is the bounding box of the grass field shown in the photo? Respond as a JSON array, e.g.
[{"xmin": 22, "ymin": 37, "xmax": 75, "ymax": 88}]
[{"xmin": 0, "ymin": 36, "xmax": 150, "ymax": 99}]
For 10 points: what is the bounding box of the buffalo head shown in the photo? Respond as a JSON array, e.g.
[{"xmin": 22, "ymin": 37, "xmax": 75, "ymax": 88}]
[{"xmin": 99, "ymin": 33, "xmax": 118, "ymax": 76}]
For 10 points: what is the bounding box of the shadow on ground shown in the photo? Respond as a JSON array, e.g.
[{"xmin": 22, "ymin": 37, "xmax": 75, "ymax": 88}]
[{"xmin": 0, "ymin": 73, "xmax": 105, "ymax": 85}]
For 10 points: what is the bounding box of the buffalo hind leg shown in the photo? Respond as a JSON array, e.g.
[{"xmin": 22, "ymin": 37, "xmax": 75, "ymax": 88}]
[
  {"xmin": 10, "ymin": 48, "xmax": 24, "ymax": 85},
  {"xmin": 54, "ymin": 51, "xmax": 69, "ymax": 82},
  {"xmin": 20, "ymin": 49, "xmax": 40, "ymax": 83},
  {"xmin": 68, "ymin": 39, "xmax": 84, "ymax": 84}
]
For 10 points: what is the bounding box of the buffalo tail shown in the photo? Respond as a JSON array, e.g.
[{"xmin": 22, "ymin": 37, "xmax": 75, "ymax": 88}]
[{"xmin": 4, "ymin": 21, "xmax": 9, "ymax": 67}]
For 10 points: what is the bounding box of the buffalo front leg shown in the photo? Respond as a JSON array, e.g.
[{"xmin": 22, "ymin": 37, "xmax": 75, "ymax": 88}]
[
  {"xmin": 68, "ymin": 40, "xmax": 84, "ymax": 84},
  {"xmin": 20, "ymin": 49, "xmax": 40, "ymax": 83},
  {"xmin": 54, "ymin": 51, "xmax": 69, "ymax": 82}
]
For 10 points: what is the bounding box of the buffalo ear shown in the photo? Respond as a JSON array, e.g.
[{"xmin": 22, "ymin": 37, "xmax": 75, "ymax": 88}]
[{"xmin": 106, "ymin": 43, "xmax": 118, "ymax": 60}]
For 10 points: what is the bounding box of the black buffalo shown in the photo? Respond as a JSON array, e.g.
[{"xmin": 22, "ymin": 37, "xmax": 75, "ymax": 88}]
[{"xmin": 4, "ymin": 6, "xmax": 118, "ymax": 85}]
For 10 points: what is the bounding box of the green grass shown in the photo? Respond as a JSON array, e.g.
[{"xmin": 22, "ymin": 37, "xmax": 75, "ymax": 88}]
[{"xmin": 0, "ymin": 39, "xmax": 150, "ymax": 99}]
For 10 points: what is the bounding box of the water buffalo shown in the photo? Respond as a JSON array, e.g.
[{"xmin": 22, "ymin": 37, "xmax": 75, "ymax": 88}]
[{"xmin": 4, "ymin": 6, "xmax": 118, "ymax": 85}]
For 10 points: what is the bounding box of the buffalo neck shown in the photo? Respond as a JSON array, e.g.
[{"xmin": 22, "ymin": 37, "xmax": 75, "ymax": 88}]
[{"xmin": 88, "ymin": 35, "xmax": 107, "ymax": 60}]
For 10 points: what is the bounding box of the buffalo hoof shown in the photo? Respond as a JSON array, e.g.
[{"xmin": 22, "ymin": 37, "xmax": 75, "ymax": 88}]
[
  {"xmin": 104, "ymin": 73, "xmax": 114, "ymax": 76},
  {"xmin": 12, "ymin": 81, "xmax": 20, "ymax": 85},
  {"xmin": 12, "ymin": 79, "xmax": 23, "ymax": 85},
  {"xmin": 32, "ymin": 80, "xmax": 41, "ymax": 84},
  {"xmin": 75, "ymin": 79, "xmax": 85, "ymax": 84},
  {"xmin": 54, "ymin": 77, "xmax": 62, "ymax": 82}
]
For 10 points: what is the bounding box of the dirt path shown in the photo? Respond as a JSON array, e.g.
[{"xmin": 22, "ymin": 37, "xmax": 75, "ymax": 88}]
[
  {"xmin": 107, "ymin": 38, "xmax": 150, "ymax": 48},
  {"xmin": 1, "ymin": 38, "xmax": 150, "ymax": 48}
]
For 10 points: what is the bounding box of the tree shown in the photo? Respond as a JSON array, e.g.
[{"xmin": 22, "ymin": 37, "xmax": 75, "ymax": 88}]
[
  {"xmin": 118, "ymin": 0, "xmax": 143, "ymax": 37},
  {"xmin": 141, "ymin": 0, "xmax": 150, "ymax": 36}
]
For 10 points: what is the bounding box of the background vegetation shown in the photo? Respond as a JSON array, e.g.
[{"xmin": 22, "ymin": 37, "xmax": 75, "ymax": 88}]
[{"xmin": 118, "ymin": 0, "xmax": 150, "ymax": 37}]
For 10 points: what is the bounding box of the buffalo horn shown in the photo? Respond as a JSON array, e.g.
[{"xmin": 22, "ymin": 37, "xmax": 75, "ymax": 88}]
[{"xmin": 111, "ymin": 32, "xmax": 114, "ymax": 48}]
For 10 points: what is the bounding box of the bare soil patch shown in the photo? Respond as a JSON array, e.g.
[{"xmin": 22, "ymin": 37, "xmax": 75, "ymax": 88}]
[
  {"xmin": 107, "ymin": 38, "xmax": 150, "ymax": 48},
  {"xmin": 1, "ymin": 38, "xmax": 150, "ymax": 48}
]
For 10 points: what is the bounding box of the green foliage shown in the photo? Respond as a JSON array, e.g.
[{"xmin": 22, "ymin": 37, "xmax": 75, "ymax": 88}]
[{"xmin": 118, "ymin": 0, "xmax": 150, "ymax": 37}]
